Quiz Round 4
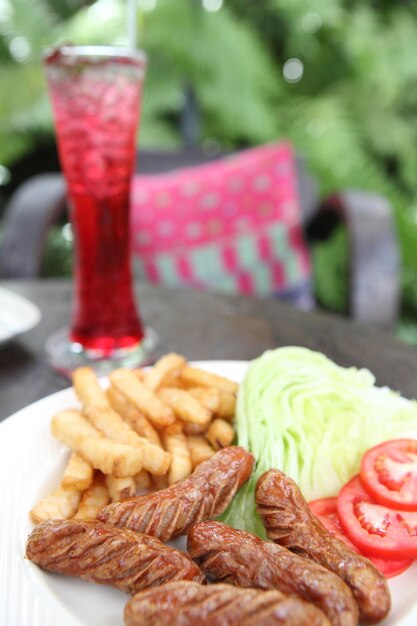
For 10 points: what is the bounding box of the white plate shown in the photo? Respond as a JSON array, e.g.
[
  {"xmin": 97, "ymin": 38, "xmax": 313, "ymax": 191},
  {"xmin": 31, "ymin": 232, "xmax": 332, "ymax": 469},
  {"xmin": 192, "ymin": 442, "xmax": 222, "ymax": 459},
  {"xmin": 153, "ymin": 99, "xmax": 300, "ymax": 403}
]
[
  {"xmin": 1, "ymin": 360, "xmax": 416, "ymax": 626},
  {"xmin": 0, "ymin": 286, "xmax": 41, "ymax": 345}
]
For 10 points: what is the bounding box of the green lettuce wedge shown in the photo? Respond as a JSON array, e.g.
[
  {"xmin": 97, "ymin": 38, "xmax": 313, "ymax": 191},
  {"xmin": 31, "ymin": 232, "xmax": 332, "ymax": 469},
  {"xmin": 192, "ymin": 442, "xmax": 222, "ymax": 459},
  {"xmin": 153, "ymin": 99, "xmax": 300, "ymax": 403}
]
[{"xmin": 221, "ymin": 346, "xmax": 417, "ymax": 537}]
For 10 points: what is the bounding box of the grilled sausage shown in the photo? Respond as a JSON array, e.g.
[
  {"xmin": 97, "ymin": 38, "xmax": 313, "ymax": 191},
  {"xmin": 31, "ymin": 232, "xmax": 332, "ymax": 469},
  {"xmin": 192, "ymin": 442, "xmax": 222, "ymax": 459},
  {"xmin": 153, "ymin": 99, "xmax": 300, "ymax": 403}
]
[
  {"xmin": 26, "ymin": 519, "xmax": 204, "ymax": 594},
  {"xmin": 255, "ymin": 469, "xmax": 391, "ymax": 625},
  {"xmin": 98, "ymin": 446, "xmax": 254, "ymax": 542},
  {"xmin": 188, "ymin": 521, "xmax": 358, "ymax": 626},
  {"xmin": 124, "ymin": 581, "xmax": 331, "ymax": 626}
]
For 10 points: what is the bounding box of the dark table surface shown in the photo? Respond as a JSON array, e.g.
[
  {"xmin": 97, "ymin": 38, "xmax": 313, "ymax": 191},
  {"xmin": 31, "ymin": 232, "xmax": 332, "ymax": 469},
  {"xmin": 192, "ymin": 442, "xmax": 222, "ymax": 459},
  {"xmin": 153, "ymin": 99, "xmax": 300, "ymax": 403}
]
[{"xmin": 2, "ymin": 278, "xmax": 417, "ymax": 423}]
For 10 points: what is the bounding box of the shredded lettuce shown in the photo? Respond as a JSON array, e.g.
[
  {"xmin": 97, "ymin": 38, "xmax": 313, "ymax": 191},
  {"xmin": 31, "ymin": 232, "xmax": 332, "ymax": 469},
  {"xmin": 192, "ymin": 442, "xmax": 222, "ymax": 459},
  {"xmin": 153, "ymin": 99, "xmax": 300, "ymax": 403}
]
[{"xmin": 221, "ymin": 346, "xmax": 417, "ymax": 537}]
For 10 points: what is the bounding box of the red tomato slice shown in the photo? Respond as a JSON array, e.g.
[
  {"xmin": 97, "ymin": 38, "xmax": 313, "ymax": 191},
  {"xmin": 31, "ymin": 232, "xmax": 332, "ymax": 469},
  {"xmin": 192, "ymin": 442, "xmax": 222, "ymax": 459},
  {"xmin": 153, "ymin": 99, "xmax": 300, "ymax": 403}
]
[
  {"xmin": 309, "ymin": 497, "xmax": 359, "ymax": 549},
  {"xmin": 309, "ymin": 496, "xmax": 413, "ymax": 577},
  {"xmin": 374, "ymin": 555, "xmax": 414, "ymax": 578},
  {"xmin": 337, "ymin": 475, "xmax": 417, "ymax": 559},
  {"xmin": 360, "ymin": 439, "xmax": 417, "ymax": 511}
]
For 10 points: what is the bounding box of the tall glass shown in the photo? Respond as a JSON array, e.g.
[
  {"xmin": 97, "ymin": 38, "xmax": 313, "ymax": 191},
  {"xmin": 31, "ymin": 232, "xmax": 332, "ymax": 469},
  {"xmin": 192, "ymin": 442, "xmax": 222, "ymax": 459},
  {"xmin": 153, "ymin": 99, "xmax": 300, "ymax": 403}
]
[{"xmin": 43, "ymin": 45, "xmax": 156, "ymax": 375}]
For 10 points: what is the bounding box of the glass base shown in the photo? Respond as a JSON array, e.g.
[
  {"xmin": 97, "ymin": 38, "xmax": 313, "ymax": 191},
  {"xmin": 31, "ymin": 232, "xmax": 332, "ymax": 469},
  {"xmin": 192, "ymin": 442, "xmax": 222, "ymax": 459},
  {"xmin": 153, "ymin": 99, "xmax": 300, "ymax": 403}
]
[{"xmin": 45, "ymin": 326, "xmax": 158, "ymax": 378}]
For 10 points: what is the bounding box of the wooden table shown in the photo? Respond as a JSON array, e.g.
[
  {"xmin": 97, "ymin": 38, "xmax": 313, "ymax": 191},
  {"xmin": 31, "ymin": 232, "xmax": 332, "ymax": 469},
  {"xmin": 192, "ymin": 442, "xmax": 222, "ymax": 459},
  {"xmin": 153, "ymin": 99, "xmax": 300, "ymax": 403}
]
[{"xmin": 1, "ymin": 278, "xmax": 417, "ymax": 422}]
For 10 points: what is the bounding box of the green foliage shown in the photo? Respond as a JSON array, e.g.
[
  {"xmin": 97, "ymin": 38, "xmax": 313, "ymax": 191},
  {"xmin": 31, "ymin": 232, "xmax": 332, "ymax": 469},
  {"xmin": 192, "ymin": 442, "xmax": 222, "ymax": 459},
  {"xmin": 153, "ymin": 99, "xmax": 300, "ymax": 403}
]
[
  {"xmin": 0, "ymin": 0, "xmax": 282, "ymax": 162},
  {"xmin": 312, "ymin": 226, "xmax": 348, "ymax": 315},
  {"xmin": 41, "ymin": 225, "xmax": 73, "ymax": 277},
  {"xmin": 396, "ymin": 317, "xmax": 417, "ymax": 348}
]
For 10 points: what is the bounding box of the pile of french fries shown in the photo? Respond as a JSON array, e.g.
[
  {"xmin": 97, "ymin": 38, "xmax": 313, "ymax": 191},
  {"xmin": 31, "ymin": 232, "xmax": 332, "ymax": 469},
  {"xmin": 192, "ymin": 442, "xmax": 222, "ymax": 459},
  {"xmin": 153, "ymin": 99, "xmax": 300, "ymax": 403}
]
[{"xmin": 30, "ymin": 353, "xmax": 238, "ymax": 524}]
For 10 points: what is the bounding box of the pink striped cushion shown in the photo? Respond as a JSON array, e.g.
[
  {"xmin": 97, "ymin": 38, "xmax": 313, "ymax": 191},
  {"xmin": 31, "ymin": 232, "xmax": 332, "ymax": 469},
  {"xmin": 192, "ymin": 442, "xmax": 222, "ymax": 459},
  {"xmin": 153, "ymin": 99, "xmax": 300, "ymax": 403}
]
[{"xmin": 131, "ymin": 142, "xmax": 311, "ymax": 297}]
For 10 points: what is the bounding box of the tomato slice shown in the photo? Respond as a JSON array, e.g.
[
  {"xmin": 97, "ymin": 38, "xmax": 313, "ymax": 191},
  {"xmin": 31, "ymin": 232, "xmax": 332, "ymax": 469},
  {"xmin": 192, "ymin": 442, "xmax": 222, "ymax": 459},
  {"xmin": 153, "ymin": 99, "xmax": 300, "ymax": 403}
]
[
  {"xmin": 309, "ymin": 496, "xmax": 413, "ymax": 577},
  {"xmin": 337, "ymin": 475, "xmax": 417, "ymax": 559},
  {"xmin": 309, "ymin": 497, "xmax": 360, "ymax": 550},
  {"xmin": 360, "ymin": 439, "xmax": 417, "ymax": 511},
  {"xmin": 375, "ymin": 555, "xmax": 414, "ymax": 578}
]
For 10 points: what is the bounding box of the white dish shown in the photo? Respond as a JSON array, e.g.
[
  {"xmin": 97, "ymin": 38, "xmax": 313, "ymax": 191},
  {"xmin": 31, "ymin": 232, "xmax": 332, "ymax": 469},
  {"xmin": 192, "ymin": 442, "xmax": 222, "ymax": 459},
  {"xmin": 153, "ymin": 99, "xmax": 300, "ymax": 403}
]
[
  {"xmin": 0, "ymin": 359, "xmax": 416, "ymax": 626},
  {"xmin": 0, "ymin": 286, "xmax": 41, "ymax": 345}
]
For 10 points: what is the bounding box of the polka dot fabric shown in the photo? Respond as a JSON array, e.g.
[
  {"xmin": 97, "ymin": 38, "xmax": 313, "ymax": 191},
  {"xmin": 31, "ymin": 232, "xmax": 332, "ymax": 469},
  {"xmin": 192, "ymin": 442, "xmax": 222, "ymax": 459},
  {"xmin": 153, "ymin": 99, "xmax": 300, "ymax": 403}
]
[{"xmin": 131, "ymin": 142, "xmax": 311, "ymax": 297}]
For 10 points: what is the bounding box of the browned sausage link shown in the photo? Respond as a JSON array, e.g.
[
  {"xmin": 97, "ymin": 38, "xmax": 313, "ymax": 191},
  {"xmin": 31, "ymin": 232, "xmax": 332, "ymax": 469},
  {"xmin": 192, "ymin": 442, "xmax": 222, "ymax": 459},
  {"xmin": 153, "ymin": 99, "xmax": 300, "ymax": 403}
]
[
  {"xmin": 124, "ymin": 581, "xmax": 332, "ymax": 626},
  {"xmin": 255, "ymin": 469, "xmax": 391, "ymax": 625},
  {"xmin": 98, "ymin": 446, "xmax": 254, "ymax": 542},
  {"xmin": 26, "ymin": 519, "xmax": 204, "ymax": 594},
  {"xmin": 188, "ymin": 520, "xmax": 358, "ymax": 626}
]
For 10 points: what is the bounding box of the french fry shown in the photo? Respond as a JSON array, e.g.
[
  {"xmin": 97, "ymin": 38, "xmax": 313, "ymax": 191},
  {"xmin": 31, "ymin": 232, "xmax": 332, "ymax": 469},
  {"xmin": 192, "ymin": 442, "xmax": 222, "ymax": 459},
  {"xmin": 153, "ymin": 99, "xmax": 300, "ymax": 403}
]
[
  {"xmin": 159, "ymin": 371, "xmax": 183, "ymax": 388},
  {"xmin": 205, "ymin": 418, "xmax": 235, "ymax": 450},
  {"xmin": 84, "ymin": 405, "xmax": 145, "ymax": 449},
  {"xmin": 52, "ymin": 409, "xmax": 102, "ymax": 440},
  {"xmin": 164, "ymin": 421, "xmax": 184, "ymax": 436},
  {"xmin": 183, "ymin": 421, "xmax": 209, "ymax": 436},
  {"xmin": 216, "ymin": 391, "xmax": 237, "ymax": 421},
  {"xmin": 51, "ymin": 410, "xmax": 144, "ymax": 478},
  {"xmin": 140, "ymin": 441, "xmax": 171, "ymax": 477},
  {"xmin": 61, "ymin": 452, "xmax": 94, "ymax": 492},
  {"xmin": 134, "ymin": 469, "xmax": 151, "ymax": 492},
  {"xmin": 84, "ymin": 404, "xmax": 170, "ymax": 477},
  {"xmin": 134, "ymin": 368, "xmax": 146, "ymax": 381},
  {"xmin": 79, "ymin": 439, "xmax": 143, "ymax": 478},
  {"xmin": 106, "ymin": 386, "xmax": 162, "ymax": 447},
  {"xmin": 73, "ymin": 473, "xmax": 109, "ymax": 520},
  {"xmin": 188, "ymin": 386, "xmax": 220, "ymax": 413},
  {"xmin": 180, "ymin": 366, "xmax": 239, "ymax": 394},
  {"xmin": 187, "ymin": 435, "xmax": 216, "ymax": 468},
  {"xmin": 110, "ymin": 368, "xmax": 175, "ymax": 427},
  {"xmin": 158, "ymin": 387, "xmax": 212, "ymax": 426},
  {"xmin": 30, "ymin": 486, "xmax": 81, "ymax": 524},
  {"xmin": 72, "ymin": 366, "xmax": 109, "ymax": 409},
  {"xmin": 105, "ymin": 474, "xmax": 136, "ymax": 501},
  {"xmin": 163, "ymin": 430, "xmax": 192, "ymax": 485},
  {"xmin": 144, "ymin": 353, "xmax": 186, "ymax": 391}
]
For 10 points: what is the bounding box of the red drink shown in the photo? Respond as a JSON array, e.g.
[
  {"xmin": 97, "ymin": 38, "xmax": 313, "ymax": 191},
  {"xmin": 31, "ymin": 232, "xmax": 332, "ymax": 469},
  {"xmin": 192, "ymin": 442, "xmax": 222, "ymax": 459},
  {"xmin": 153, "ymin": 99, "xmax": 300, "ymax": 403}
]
[
  {"xmin": 44, "ymin": 46, "xmax": 146, "ymax": 358},
  {"xmin": 69, "ymin": 189, "xmax": 143, "ymax": 354}
]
